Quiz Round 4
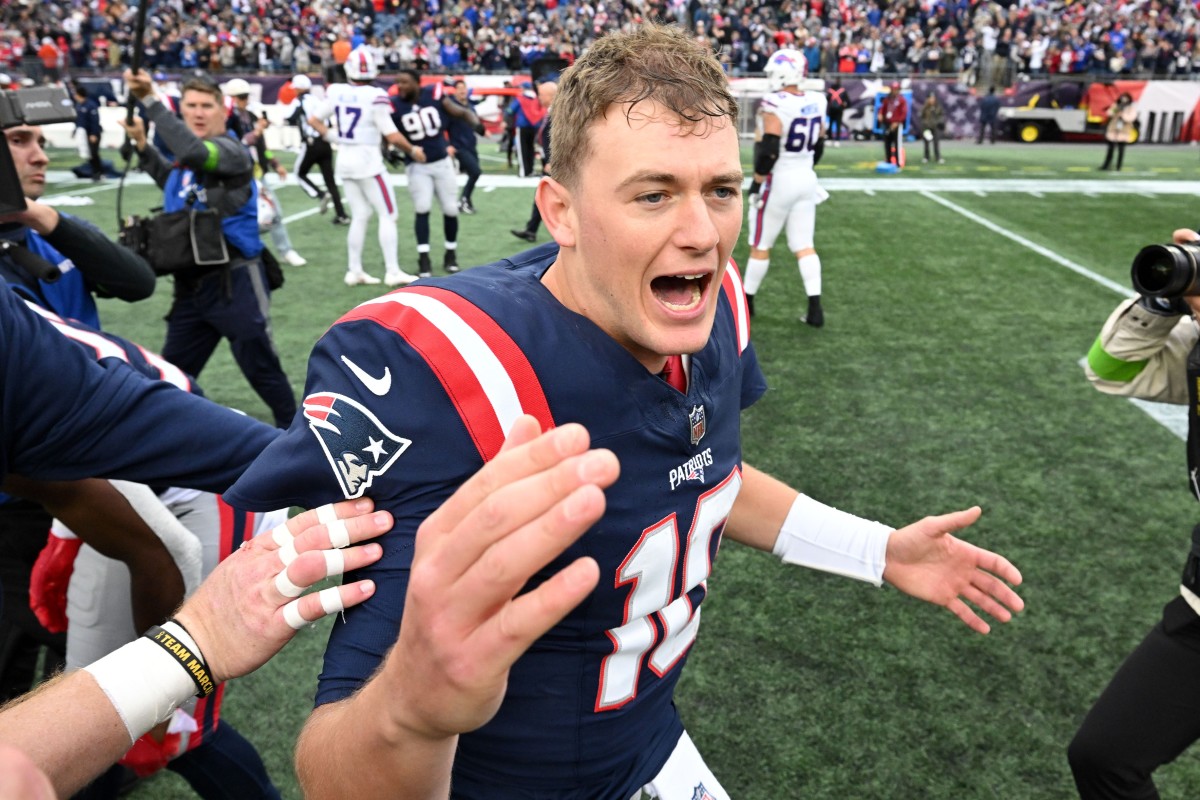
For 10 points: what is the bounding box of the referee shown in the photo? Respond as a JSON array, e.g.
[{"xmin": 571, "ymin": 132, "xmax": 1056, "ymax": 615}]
[{"xmin": 287, "ymin": 75, "xmax": 348, "ymax": 224}]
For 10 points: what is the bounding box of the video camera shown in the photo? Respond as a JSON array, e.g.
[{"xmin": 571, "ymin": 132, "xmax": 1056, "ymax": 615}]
[
  {"xmin": 0, "ymin": 85, "xmax": 78, "ymax": 214},
  {"xmin": 1132, "ymin": 239, "xmax": 1200, "ymax": 298}
]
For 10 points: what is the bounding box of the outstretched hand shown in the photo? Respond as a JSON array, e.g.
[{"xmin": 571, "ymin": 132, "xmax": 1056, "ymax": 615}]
[
  {"xmin": 882, "ymin": 506, "xmax": 1023, "ymax": 634},
  {"xmin": 383, "ymin": 416, "xmax": 619, "ymax": 740}
]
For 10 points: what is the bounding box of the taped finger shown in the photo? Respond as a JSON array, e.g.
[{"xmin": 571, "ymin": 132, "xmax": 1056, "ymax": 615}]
[
  {"xmin": 324, "ymin": 549, "xmax": 346, "ymax": 578},
  {"xmin": 327, "ymin": 518, "xmax": 350, "ymax": 549},
  {"xmin": 271, "ymin": 525, "xmax": 299, "ymax": 565},
  {"xmin": 283, "ymin": 586, "xmax": 346, "ymax": 630},
  {"xmin": 274, "ymin": 567, "xmax": 306, "ymax": 599},
  {"xmin": 271, "ymin": 525, "xmax": 293, "ymax": 548},
  {"xmin": 277, "ymin": 539, "xmax": 299, "ymax": 566},
  {"xmin": 316, "ymin": 504, "xmax": 338, "ymax": 526}
]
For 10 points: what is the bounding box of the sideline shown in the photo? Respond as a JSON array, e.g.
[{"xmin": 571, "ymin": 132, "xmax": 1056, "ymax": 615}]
[
  {"xmin": 922, "ymin": 189, "xmax": 1186, "ymax": 441},
  {"xmin": 46, "ymin": 171, "xmax": 1200, "ymax": 195}
]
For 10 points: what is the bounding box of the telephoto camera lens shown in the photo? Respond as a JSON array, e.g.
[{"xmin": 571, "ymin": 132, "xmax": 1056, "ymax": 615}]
[{"xmin": 1131, "ymin": 241, "xmax": 1200, "ymax": 298}]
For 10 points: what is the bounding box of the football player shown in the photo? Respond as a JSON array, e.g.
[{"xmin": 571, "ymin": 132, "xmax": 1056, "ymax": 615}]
[
  {"xmin": 20, "ymin": 300, "xmax": 287, "ymax": 799},
  {"xmin": 745, "ymin": 48, "xmax": 829, "ymax": 327},
  {"xmin": 388, "ymin": 69, "xmax": 483, "ymax": 277},
  {"xmin": 226, "ymin": 25, "xmax": 1024, "ymax": 800},
  {"xmin": 307, "ymin": 47, "xmax": 423, "ymax": 287},
  {"xmin": 0, "ymin": 285, "xmax": 592, "ymax": 799}
]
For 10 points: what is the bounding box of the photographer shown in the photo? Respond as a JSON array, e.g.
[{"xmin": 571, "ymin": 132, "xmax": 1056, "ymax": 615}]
[
  {"xmin": 119, "ymin": 69, "xmax": 296, "ymax": 429},
  {"xmin": 0, "ymin": 124, "xmax": 155, "ymax": 329},
  {"xmin": 1073, "ymin": 228, "xmax": 1200, "ymax": 799}
]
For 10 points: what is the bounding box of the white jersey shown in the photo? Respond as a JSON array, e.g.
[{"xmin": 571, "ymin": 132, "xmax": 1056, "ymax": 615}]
[
  {"xmin": 757, "ymin": 89, "xmax": 827, "ymax": 172},
  {"xmin": 313, "ymin": 82, "xmax": 398, "ymax": 179}
]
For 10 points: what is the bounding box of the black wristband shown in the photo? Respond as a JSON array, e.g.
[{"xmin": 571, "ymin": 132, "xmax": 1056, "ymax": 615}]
[{"xmin": 143, "ymin": 620, "xmax": 216, "ymax": 697}]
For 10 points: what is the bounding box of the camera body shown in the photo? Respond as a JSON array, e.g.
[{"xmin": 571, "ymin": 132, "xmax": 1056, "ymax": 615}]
[
  {"xmin": 0, "ymin": 85, "xmax": 78, "ymax": 215},
  {"xmin": 1131, "ymin": 239, "xmax": 1200, "ymax": 299},
  {"xmin": 0, "ymin": 86, "xmax": 78, "ymax": 130}
]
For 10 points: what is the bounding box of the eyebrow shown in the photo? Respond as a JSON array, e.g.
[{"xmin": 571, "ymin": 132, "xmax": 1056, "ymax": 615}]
[{"xmin": 616, "ymin": 170, "xmax": 745, "ymax": 192}]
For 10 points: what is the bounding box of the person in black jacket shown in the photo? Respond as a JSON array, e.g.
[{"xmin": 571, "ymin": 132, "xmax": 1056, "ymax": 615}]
[
  {"xmin": 286, "ymin": 75, "xmax": 348, "ymax": 225},
  {"xmin": 509, "ymin": 80, "xmax": 555, "ymax": 243},
  {"xmin": 72, "ymin": 83, "xmax": 104, "ymax": 181}
]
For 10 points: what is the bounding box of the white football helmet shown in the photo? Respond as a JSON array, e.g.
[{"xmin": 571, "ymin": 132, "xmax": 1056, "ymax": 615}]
[
  {"xmin": 765, "ymin": 48, "xmax": 807, "ymax": 91},
  {"xmin": 344, "ymin": 46, "xmax": 378, "ymax": 81}
]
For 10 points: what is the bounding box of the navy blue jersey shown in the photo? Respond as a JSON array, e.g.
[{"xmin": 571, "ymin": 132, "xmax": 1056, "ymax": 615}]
[
  {"xmin": 226, "ymin": 244, "xmax": 764, "ymax": 796},
  {"xmin": 22, "ymin": 299, "xmax": 199, "ymax": 395},
  {"xmin": 75, "ymin": 96, "xmax": 102, "ymax": 137},
  {"xmin": 444, "ymin": 95, "xmax": 478, "ymax": 154},
  {"xmin": 0, "ymin": 285, "xmax": 277, "ymax": 491},
  {"xmin": 389, "ymin": 85, "xmax": 451, "ymax": 163}
]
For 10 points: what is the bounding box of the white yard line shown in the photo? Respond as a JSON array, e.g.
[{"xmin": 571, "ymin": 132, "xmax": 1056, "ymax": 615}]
[{"xmin": 921, "ymin": 189, "xmax": 1187, "ymax": 440}]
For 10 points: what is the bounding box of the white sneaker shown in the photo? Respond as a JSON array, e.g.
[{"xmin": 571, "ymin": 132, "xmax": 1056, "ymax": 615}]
[
  {"xmin": 385, "ymin": 271, "xmax": 417, "ymax": 286},
  {"xmin": 319, "ymin": 195, "xmax": 332, "ymax": 215},
  {"xmin": 344, "ymin": 272, "xmax": 381, "ymax": 286},
  {"xmin": 283, "ymin": 250, "xmax": 307, "ymax": 266}
]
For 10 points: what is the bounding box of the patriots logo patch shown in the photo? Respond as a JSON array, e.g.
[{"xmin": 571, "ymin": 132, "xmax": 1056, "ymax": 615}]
[
  {"xmin": 304, "ymin": 392, "xmax": 411, "ymax": 498},
  {"xmin": 692, "ymin": 784, "xmax": 717, "ymax": 800}
]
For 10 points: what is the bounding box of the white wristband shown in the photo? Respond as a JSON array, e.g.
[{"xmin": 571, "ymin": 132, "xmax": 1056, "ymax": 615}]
[
  {"xmin": 772, "ymin": 494, "xmax": 892, "ymax": 586},
  {"xmin": 82, "ymin": 621, "xmax": 204, "ymax": 743}
]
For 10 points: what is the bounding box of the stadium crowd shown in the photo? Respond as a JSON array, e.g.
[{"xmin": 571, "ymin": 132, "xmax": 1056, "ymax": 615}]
[{"xmin": 2, "ymin": 0, "xmax": 1199, "ymax": 90}]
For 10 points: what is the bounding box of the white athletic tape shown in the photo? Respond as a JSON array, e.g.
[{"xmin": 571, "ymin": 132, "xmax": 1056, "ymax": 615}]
[
  {"xmin": 324, "ymin": 549, "xmax": 345, "ymax": 578},
  {"xmin": 283, "ymin": 599, "xmax": 307, "ymax": 630},
  {"xmin": 84, "ymin": 637, "xmax": 196, "ymax": 742},
  {"xmin": 274, "ymin": 568, "xmax": 306, "ymax": 598},
  {"xmin": 282, "ymin": 586, "xmax": 347, "ymax": 630},
  {"xmin": 318, "ymin": 586, "xmax": 345, "ymax": 616},
  {"xmin": 315, "ymin": 504, "xmax": 338, "ymax": 526},
  {"xmin": 271, "ymin": 525, "xmax": 293, "ymax": 547},
  {"xmin": 277, "ymin": 538, "xmax": 299, "ymax": 566},
  {"xmin": 327, "ymin": 518, "xmax": 351, "ymax": 549}
]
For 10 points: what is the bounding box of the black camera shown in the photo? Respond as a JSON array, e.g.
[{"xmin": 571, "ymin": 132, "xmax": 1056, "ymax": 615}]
[
  {"xmin": 1, "ymin": 85, "xmax": 78, "ymax": 215},
  {"xmin": 0, "ymin": 85, "xmax": 78, "ymax": 129},
  {"xmin": 1132, "ymin": 240, "xmax": 1200, "ymax": 298}
]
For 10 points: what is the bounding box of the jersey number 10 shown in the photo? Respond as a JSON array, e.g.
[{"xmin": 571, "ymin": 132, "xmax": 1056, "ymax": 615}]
[{"xmin": 595, "ymin": 469, "xmax": 742, "ymax": 712}]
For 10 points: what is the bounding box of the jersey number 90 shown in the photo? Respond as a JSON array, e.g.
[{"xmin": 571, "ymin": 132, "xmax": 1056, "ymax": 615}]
[{"xmin": 398, "ymin": 106, "xmax": 442, "ymax": 142}]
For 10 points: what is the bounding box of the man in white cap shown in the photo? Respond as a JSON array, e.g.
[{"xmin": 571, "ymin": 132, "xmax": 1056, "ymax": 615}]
[
  {"xmin": 224, "ymin": 77, "xmax": 307, "ymax": 267},
  {"xmin": 286, "ymin": 75, "xmax": 348, "ymax": 224}
]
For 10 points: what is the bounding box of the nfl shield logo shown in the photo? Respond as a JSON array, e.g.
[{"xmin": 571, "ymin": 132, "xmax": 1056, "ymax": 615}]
[
  {"xmin": 692, "ymin": 784, "xmax": 717, "ymax": 800},
  {"xmin": 688, "ymin": 404, "xmax": 706, "ymax": 446}
]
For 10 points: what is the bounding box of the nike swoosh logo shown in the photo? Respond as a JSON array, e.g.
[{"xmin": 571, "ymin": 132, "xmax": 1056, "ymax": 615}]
[{"xmin": 341, "ymin": 355, "xmax": 392, "ymax": 396}]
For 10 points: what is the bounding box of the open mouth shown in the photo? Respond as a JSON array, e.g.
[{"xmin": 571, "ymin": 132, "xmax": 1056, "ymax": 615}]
[{"xmin": 651, "ymin": 273, "xmax": 711, "ymax": 312}]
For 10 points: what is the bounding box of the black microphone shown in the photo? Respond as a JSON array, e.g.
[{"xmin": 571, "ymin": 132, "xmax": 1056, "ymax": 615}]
[{"xmin": 0, "ymin": 240, "xmax": 61, "ymax": 283}]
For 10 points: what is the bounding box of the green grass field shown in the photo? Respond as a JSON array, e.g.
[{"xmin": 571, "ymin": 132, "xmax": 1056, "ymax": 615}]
[{"xmin": 39, "ymin": 136, "xmax": 1200, "ymax": 798}]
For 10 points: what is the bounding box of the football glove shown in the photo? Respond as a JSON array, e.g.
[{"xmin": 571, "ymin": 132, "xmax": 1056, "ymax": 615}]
[
  {"xmin": 747, "ymin": 180, "xmax": 765, "ymax": 211},
  {"xmin": 29, "ymin": 528, "xmax": 82, "ymax": 633},
  {"xmin": 383, "ymin": 146, "xmax": 405, "ymax": 168}
]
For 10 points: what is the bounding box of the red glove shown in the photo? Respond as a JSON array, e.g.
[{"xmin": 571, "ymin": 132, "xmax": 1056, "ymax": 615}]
[
  {"xmin": 29, "ymin": 531, "xmax": 82, "ymax": 633},
  {"xmin": 119, "ymin": 730, "xmax": 182, "ymax": 778}
]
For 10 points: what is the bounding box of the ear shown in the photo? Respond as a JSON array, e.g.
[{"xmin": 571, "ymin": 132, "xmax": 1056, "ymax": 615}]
[{"xmin": 537, "ymin": 177, "xmax": 576, "ymax": 249}]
